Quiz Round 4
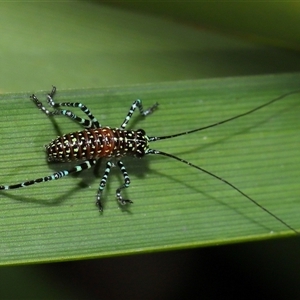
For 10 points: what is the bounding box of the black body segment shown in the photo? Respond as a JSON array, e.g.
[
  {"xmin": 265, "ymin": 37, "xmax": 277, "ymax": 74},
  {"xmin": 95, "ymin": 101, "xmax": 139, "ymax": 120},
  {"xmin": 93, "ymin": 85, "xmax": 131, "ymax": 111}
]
[{"xmin": 46, "ymin": 128, "xmax": 150, "ymax": 162}]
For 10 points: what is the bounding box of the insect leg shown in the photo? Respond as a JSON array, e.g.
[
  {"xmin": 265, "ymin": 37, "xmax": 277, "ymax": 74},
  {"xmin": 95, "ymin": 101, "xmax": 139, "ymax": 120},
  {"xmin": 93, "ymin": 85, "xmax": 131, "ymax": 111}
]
[
  {"xmin": 31, "ymin": 86, "xmax": 100, "ymax": 128},
  {"xmin": 96, "ymin": 161, "xmax": 113, "ymax": 211},
  {"xmin": 115, "ymin": 160, "xmax": 133, "ymax": 207},
  {"xmin": 0, "ymin": 159, "xmax": 96, "ymax": 190},
  {"xmin": 95, "ymin": 160, "xmax": 133, "ymax": 211},
  {"xmin": 120, "ymin": 99, "xmax": 158, "ymax": 129}
]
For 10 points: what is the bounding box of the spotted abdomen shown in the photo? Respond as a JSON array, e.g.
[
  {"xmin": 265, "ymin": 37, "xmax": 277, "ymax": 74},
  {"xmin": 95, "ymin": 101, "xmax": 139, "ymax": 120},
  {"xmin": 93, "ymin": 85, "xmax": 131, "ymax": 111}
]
[{"xmin": 46, "ymin": 127, "xmax": 149, "ymax": 162}]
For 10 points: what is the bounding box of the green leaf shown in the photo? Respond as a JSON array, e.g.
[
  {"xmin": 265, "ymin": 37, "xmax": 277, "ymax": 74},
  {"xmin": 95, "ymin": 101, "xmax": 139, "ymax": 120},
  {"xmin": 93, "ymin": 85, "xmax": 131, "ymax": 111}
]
[{"xmin": 1, "ymin": 73, "xmax": 300, "ymax": 265}]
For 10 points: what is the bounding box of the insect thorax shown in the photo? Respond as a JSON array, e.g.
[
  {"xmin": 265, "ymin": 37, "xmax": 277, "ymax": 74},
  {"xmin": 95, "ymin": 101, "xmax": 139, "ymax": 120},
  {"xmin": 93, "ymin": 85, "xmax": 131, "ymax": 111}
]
[{"xmin": 46, "ymin": 127, "xmax": 150, "ymax": 162}]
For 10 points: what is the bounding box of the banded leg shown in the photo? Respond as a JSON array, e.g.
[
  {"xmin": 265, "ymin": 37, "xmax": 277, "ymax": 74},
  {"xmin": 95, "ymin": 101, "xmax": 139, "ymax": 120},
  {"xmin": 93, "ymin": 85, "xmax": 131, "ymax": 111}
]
[
  {"xmin": 96, "ymin": 161, "xmax": 132, "ymax": 211},
  {"xmin": 96, "ymin": 161, "xmax": 113, "ymax": 211},
  {"xmin": 120, "ymin": 99, "xmax": 159, "ymax": 129},
  {"xmin": 116, "ymin": 160, "xmax": 132, "ymax": 206},
  {"xmin": 31, "ymin": 86, "xmax": 100, "ymax": 128},
  {"xmin": 0, "ymin": 159, "xmax": 97, "ymax": 190}
]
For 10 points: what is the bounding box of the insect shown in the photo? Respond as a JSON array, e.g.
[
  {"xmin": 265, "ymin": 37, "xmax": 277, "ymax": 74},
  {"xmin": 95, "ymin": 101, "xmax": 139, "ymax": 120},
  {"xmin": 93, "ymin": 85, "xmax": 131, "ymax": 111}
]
[{"xmin": 0, "ymin": 86, "xmax": 298, "ymax": 234}]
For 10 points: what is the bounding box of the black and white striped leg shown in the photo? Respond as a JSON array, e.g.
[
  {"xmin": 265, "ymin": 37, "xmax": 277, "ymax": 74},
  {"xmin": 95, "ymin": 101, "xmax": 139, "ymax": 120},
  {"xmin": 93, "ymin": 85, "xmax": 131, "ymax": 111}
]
[
  {"xmin": 31, "ymin": 86, "xmax": 100, "ymax": 128},
  {"xmin": 96, "ymin": 161, "xmax": 113, "ymax": 211},
  {"xmin": 0, "ymin": 159, "xmax": 97, "ymax": 191},
  {"xmin": 116, "ymin": 160, "xmax": 132, "ymax": 206},
  {"xmin": 120, "ymin": 99, "xmax": 159, "ymax": 129}
]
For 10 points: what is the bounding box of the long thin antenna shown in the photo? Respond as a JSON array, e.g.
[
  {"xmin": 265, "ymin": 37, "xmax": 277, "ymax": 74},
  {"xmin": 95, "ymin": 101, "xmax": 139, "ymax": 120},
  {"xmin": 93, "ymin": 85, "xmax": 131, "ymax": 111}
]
[
  {"xmin": 149, "ymin": 90, "xmax": 300, "ymax": 142},
  {"xmin": 147, "ymin": 149, "xmax": 298, "ymax": 234}
]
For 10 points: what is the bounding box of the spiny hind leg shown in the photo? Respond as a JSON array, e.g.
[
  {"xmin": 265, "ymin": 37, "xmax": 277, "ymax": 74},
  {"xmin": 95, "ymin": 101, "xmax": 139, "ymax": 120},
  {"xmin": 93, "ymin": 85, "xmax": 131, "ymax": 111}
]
[
  {"xmin": 0, "ymin": 159, "xmax": 96, "ymax": 191},
  {"xmin": 31, "ymin": 86, "xmax": 100, "ymax": 128}
]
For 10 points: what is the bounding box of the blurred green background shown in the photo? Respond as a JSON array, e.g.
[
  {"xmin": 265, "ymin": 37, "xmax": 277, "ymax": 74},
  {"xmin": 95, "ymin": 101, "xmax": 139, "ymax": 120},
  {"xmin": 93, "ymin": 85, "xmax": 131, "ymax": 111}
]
[{"xmin": 1, "ymin": 1, "xmax": 300, "ymax": 299}]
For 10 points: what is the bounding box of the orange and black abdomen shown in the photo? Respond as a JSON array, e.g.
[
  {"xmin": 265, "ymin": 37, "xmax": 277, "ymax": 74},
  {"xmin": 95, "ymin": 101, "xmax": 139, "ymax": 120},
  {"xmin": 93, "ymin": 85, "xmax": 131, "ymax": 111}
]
[{"xmin": 46, "ymin": 127, "xmax": 149, "ymax": 162}]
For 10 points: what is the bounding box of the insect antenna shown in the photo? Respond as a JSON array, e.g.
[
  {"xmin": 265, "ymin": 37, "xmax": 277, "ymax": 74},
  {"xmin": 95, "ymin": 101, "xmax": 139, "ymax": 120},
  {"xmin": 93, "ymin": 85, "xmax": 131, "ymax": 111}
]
[
  {"xmin": 146, "ymin": 149, "xmax": 298, "ymax": 234},
  {"xmin": 149, "ymin": 89, "xmax": 300, "ymax": 142},
  {"xmin": 146, "ymin": 90, "xmax": 300, "ymax": 234}
]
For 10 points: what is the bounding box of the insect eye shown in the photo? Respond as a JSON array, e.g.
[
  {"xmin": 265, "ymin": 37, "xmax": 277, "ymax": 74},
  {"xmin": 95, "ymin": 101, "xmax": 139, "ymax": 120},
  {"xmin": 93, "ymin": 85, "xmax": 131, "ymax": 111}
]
[{"xmin": 137, "ymin": 129, "xmax": 146, "ymax": 135}]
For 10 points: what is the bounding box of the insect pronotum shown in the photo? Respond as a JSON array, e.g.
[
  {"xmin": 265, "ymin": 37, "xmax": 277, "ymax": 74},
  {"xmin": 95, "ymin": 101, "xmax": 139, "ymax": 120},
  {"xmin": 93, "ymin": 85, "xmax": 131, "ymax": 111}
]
[{"xmin": 0, "ymin": 86, "xmax": 298, "ymax": 234}]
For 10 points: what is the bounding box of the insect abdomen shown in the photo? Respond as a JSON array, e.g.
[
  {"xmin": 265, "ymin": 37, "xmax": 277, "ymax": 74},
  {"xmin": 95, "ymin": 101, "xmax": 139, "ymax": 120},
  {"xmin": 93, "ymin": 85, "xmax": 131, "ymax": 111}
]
[{"xmin": 46, "ymin": 127, "xmax": 116, "ymax": 162}]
